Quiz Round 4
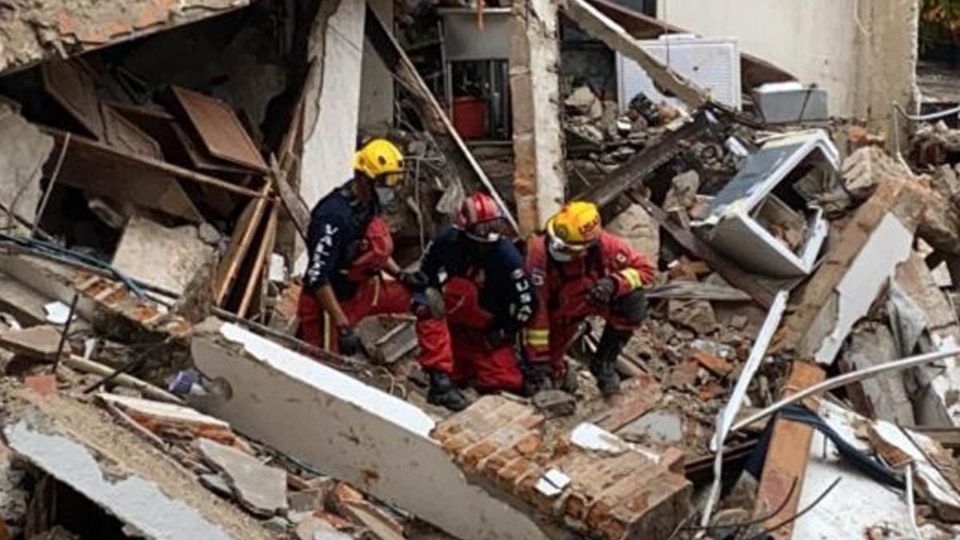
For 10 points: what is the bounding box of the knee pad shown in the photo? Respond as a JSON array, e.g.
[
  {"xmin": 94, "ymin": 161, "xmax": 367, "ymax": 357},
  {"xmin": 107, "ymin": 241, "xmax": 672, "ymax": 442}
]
[{"xmin": 611, "ymin": 288, "xmax": 647, "ymax": 325}]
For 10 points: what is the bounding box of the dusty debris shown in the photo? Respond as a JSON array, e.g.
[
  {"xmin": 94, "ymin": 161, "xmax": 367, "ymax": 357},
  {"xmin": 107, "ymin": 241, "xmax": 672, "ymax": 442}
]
[
  {"xmin": 1, "ymin": 387, "xmax": 275, "ymax": 540},
  {"xmin": 532, "ymin": 389, "xmax": 577, "ymax": 418},
  {"xmin": 98, "ymin": 393, "xmax": 239, "ymax": 446},
  {"xmin": 841, "ymin": 145, "xmax": 914, "ymax": 201},
  {"xmin": 667, "ymin": 298, "xmax": 717, "ymax": 335}
]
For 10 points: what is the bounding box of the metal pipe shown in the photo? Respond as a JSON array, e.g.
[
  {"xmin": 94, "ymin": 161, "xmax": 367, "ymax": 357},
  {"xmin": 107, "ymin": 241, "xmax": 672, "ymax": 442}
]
[
  {"xmin": 49, "ymin": 293, "xmax": 79, "ymax": 374},
  {"xmin": 732, "ymin": 348, "xmax": 960, "ymax": 434}
]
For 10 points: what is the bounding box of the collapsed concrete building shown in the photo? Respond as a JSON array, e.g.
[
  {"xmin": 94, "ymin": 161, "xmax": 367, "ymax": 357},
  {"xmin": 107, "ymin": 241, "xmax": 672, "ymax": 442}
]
[{"xmin": 1, "ymin": 1, "xmax": 960, "ymax": 540}]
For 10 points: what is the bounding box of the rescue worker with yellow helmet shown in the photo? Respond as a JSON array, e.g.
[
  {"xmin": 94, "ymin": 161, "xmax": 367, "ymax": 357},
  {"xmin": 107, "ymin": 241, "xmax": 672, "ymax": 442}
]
[
  {"xmin": 524, "ymin": 201, "xmax": 654, "ymax": 395},
  {"xmin": 298, "ymin": 138, "xmax": 467, "ymax": 411}
]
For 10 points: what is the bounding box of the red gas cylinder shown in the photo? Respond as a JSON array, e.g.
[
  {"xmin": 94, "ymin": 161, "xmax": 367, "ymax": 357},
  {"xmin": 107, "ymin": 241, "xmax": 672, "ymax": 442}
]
[{"xmin": 452, "ymin": 96, "xmax": 488, "ymax": 140}]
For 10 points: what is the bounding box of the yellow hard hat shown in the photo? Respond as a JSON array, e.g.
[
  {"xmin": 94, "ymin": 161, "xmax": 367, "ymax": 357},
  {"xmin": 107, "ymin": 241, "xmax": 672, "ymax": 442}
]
[
  {"xmin": 353, "ymin": 138, "xmax": 405, "ymax": 186},
  {"xmin": 546, "ymin": 201, "xmax": 602, "ymax": 252}
]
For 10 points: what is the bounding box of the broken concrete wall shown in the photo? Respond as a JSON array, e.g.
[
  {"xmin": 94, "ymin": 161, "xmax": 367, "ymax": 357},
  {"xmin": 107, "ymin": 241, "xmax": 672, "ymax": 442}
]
[
  {"xmin": 655, "ymin": 0, "xmax": 918, "ymax": 132},
  {"xmin": 0, "ymin": 0, "xmax": 254, "ymax": 76},
  {"xmin": 301, "ymin": 0, "xmax": 365, "ymax": 207},
  {"xmin": 776, "ymin": 179, "xmax": 928, "ymax": 364},
  {"xmin": 359, "ymin": 0, "xmax": 394, "ymax": 130},
  {"xmin": 191, "ymin": 320, "xmax": 553, "ymax": 540},
  {"xmin": 2, "ymin": 388, "xmax": 274, "ymax": 540}
]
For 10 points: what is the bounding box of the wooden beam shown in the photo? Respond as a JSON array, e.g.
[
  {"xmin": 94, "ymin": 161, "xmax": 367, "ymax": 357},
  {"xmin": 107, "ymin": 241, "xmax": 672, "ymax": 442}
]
[
  {"xmin": 364, "ymin": 6, "xmax": 519, "ymax": 234},
  {"xmin": 213, "ymin": 179, "xmax": 273, "ymax": 306},
  {"xmin": 238, "ymin": 204, "xmax": 278, "ymax": 318},
  {"xmin": 754, "ymin": 360, "xmax": 827, "ymax": 540},
  {"xmin": 42, "ymin": 128, "xmax": 262, "ymax": 198}
]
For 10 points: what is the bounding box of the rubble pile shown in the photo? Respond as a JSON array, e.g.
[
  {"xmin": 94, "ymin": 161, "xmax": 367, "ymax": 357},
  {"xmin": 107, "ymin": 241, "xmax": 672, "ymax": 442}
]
[{"xmin": 0, "ymin": 0, "xmax": 958, "ymax": 538}]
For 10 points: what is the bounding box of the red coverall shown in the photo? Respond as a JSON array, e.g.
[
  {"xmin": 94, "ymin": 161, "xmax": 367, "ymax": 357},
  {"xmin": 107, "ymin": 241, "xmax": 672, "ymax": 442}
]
[
  {"xmin": 419, "ymin": 226, "xmax": 536, "ymax": 392},
  {"xmin": 297, "ymin": 214, "xmax": 453, "ymax": 374},
  {"xmin": 524, "ymin": 231, "xmax": 654, "ymax": 378}
]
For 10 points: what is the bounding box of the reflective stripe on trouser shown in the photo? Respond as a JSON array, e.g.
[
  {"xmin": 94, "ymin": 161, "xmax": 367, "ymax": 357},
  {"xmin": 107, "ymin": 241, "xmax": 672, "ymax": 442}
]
[{"xmin": 296, "ymin": 277, "xmax": 454, "ymax": 373}]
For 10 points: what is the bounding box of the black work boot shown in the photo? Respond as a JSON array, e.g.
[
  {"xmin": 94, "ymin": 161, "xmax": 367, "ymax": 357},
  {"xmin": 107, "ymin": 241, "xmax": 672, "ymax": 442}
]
[
  {"xmin": 560, "ymin": 360, "xmax": 579, "ymax": 394},
  {"xmin": 427, "ymin": 370, "xmax": 469, "ymax": 412},
  {"xmin": 590, "ymin": 326, "xmax": 632, "ymax": 396}
]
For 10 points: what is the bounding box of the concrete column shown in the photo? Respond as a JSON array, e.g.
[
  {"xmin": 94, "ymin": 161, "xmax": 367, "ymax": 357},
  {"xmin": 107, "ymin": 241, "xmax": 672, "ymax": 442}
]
[
  {"xmin": 509, "ymin": 0, "xmax": 567, "ymax": 236},
  {"xmin": 301, "ymin": 0, "xmax": 366, "ymax": 208},
  {"xmin": 853, "ymin": 0, "xmax": 920, "ymax": 142}
]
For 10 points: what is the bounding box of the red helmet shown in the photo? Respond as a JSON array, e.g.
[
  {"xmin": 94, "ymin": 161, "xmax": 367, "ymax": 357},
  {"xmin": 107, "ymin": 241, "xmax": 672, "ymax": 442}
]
[{"xmin": 454, "ymin": 192, "xmax": 506, "ymax": 242}]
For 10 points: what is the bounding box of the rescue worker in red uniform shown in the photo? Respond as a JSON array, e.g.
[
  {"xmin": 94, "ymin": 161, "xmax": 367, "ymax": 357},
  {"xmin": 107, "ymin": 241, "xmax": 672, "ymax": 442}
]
[
  {"xmin": 417, "ymin": 192, "xmax": 536, "ymax": 394},
  {"xmin": 524, "ymin": 201, "xmax": 654, "ymax": 395},
  {"xmin": 297, "ymin": 138, "xmax": 468, "ymax": 411}
]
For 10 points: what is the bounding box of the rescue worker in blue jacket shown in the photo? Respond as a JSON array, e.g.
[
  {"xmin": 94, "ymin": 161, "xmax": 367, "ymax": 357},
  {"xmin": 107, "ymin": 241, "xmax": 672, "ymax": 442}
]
[
  {"xmin": 416, "ymin": 192, "xmax": 536, "ymax": 393},
  {"xmin": 297, "ymin": 138, "xmax": 467, "ymax": 411}
]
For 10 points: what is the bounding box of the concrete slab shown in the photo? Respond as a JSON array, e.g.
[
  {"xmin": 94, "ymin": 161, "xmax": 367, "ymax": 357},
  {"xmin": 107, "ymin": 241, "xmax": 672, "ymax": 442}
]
[
  {"xmin": 620, "ymin": 410, "xmax": 684, "ymax": 444},
  {"xmin": 5, "ymin": 419, "xmax": 236, "ymax": 540},
  {"xmin": 190, "ymin": 319, "xmax": 550, "ymax": 540},
  {"xmin": 0, "ymin": 325, "xmax": 61, "ymax": 360},
  {"xmin": 196, "ymin": 438, "xmax": 288, "ymax": 517},
  {"xmin": 112, "ymin": 215, "xmax": 215, "ymax": 296}
]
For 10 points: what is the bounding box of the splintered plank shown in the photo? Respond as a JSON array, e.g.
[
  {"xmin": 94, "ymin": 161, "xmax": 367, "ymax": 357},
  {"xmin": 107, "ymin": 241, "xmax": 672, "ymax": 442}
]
[
  {"xmin": 171, "ymin": 86, "xmax": 269, "ymax": 173},
  {"xmin": 213, "ymin": 180, "xmax": 272, "ymax": 306},
  {"xmin": 271, "ymin": 64, "xmax": 311, "ymax": 240},
  {"xmin": 237, "ymin": 204, "xmax": 279, "ymax": 318},
  {"xmin": 42, "ymin": 59, "xmax": 104, "ymax": 139},
  {"xmin": 754, "ymin": 361, "xmax": 827, "ymax": 540}
]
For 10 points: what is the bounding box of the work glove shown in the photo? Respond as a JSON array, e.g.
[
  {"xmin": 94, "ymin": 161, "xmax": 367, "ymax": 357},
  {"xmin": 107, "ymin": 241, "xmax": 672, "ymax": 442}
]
[
  {"xmin": 411, "ymin": 288, "xmax": 445, "ymax": 319},
  {"xmin": 485, "ymin": 327, "xmax": 513, "ymax": 349},
  {"xmin": 523, "ymin": 362, "xmax": 556, "ymax": 396},
  {"xmin": 337, "ymin": 325, "xmax": 363, "ymax": 356},
  {"xmin": 588, "ymin": 276, "xmax": 618, "ymax": 305},
  {"xmin": 398, "ymin": 270, "xmax": 429, "ymax": 292}
]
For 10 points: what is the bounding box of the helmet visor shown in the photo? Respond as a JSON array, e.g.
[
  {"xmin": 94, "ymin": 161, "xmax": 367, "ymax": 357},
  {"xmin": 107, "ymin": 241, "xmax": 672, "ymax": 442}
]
[{"xmin": 465, "ymin": 217, "xmax": 508, "ymax": 243}]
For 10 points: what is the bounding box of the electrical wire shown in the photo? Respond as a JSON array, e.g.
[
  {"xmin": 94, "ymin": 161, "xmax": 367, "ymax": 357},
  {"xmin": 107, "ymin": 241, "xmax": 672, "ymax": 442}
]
[
  {"xmin": 680, "ymin": 478, "xmax": 798, "ymax": 535},
  {"xmin": 0, "ymin": 232, "xmax": 146, "ymax": 298},
  {"xmin": 891, "ymin": 100, "xmax": 960, "ymax": 170},
  {"xmin": 744, "ymin": 477, "xmax": 842, "ymax": 540}
]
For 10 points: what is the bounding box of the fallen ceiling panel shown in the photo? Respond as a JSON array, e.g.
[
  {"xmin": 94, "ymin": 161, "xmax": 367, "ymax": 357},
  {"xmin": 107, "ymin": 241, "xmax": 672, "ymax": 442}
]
[{"xmin": 171, "ymin": 86, "xmax": 269, "ymax": 173}]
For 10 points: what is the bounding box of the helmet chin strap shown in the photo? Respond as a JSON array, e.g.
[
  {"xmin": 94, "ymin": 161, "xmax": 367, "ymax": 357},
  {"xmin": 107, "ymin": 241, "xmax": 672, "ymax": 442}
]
[{"xmin": 548, "ymin": 240, "xmax": 573, "ymax": 262}]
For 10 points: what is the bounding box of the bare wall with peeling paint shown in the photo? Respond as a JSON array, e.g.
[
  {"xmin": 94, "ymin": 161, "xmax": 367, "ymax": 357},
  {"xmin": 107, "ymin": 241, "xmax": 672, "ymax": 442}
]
[{"xmin": 654, "ymin": 0, "xmax": 919, "ymax": 131}]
